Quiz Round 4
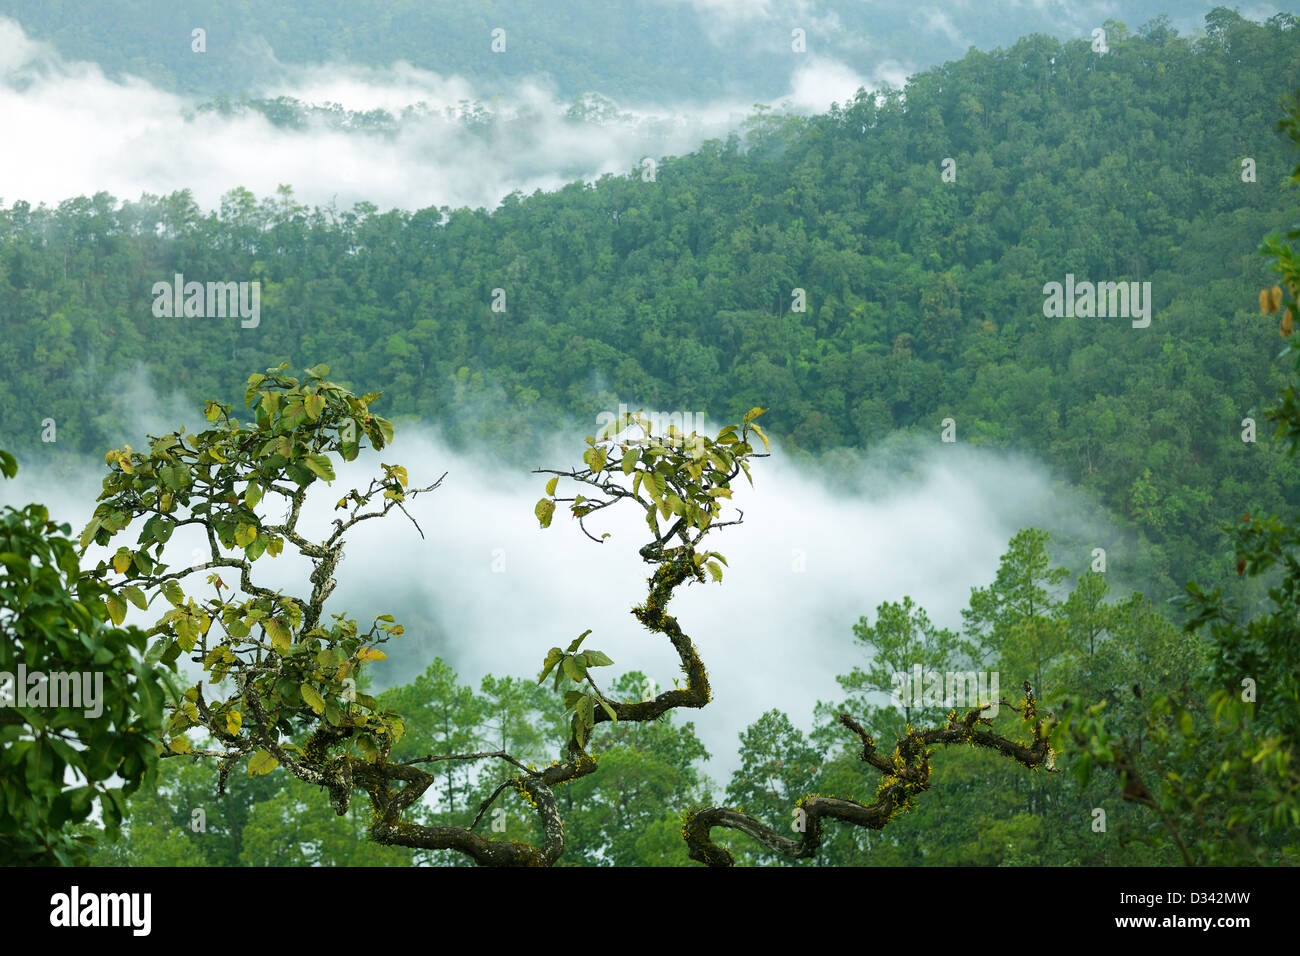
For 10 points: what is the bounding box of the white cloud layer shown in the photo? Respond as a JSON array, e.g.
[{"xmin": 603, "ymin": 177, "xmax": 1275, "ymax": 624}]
[
  {"xmin": 3, "ymin": 416, "xmax": 1117, "ymax": 783},
  {"xmin": 0, "ymin": 17, "xmax": 875, "ymax": 213}
]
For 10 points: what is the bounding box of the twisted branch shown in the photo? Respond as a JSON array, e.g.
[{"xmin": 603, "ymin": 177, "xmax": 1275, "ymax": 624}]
[{"xmin": 682, "ymin": 682, "xmax": 1056, "ymax": 866}]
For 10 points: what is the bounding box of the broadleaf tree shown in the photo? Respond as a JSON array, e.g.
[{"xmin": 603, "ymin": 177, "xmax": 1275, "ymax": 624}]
[{"xmin": 0, "ymin": 449, "xmax": 173, "ymax": 865}]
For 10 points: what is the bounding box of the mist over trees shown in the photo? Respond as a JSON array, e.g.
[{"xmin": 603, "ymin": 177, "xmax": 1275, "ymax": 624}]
[{"xmin": 5, "ymin": 13, "xmax": 1300, "ymax": 603}]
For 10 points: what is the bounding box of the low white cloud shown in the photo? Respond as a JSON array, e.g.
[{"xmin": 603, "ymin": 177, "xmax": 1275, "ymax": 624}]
[
  {"xmin": 4, "ymin": 413, "xmax": 1118, "ymax": 783},
  {"xmin": 926, "ymin": 10, "xmax": 967, "ymax": 48},
  {"xmin": 0, "ymin": 16, "xmax": 878, "ymax": 214},
  {"xmin": 786, "ymin": 55, "xmax": 880, "ymax": 110}
]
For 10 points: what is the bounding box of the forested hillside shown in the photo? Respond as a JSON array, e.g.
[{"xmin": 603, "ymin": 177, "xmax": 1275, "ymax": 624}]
[{"xmin": 3, "ymin": 10, "xmax": 1300, "ymax": 598}]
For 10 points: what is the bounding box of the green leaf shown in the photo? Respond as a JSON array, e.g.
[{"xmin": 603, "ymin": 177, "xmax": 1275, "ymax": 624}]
[
  {"xmin": 105, "ymin": 592, "xmax": 126, "ymax": 626},
  {"xmin": 535, "ymin": 498, "xmax": 555, "ymax": 528},
  {"xmin": 300, "ymin": 683, "xmax": 326, "ymax": 714},
  {"xmin": 247, "ymin": 750, "xmax": 279, "ymax": 776},
  {"xmin": 545, "ymin": 476, "xmax": 558, "ymax": 496},
  {"xmin": 567, "ymin": 629, "xmax": 592, "ymax": 653},
  {"xmin": 245, "ymin": 482, "xmax": 263, "ymax": 508},
  {"xmin": 743, "ymin": 407, "xmax": 767, "ymax": 424},
  {"xmin": 563, "ymin": 655, "xmax": 587, "ymax": 683},
  {"xmin": 621, "ymin": 449, "xmax": 639, "ymax": 474},
  {"xmin": 582, "ymin": 649, "xmax": 614, "ymax": 667},
  {"xmin": 78, "ymin": 518, "xmax": 101, "ymax": 550},
  {"xmin": 175, "ymin": 617, "xmax": 197, "ymax": 652},
  {"xmin": 538, "ymin": 647, "xmax": 564, "ymax": 684},
  {"xmin": 303, "ymin": 454, "xmax": 336, "ymax": 482},
  {"xmin": 245, "ymin": 534, "xmax": 267, "ymax": 561},
  {"xmin": 121, "ymin": 585, "xmax": 148, "ymax": 610},
  {"xmin": 598, "ymin": 697, "xmax": 618, "ymax": 722},
  {"xmin": 158, "ymin": 463, "xmax": 191, "ymax": 490},
  {"xmin": 265, "ymin": 618, "xmax": 291, "ymax": 653},
  {"xmin": 161, "ymin": 579, "xmax": 184, "ymax": 607}
]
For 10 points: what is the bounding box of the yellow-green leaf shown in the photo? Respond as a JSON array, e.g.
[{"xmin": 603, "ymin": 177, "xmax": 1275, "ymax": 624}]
[
  {"xmin": 105, "ymin": 592, "xmax": 126, "ymax": 626},
  {"xmin": 535, "ymin": 497, "xmax": 556, "ymax": 528},
  {"xmin": 175, "ymin": 616, "xmax": 197, "ymax": 652},
  {"xmin": 300, "ymin": 683, "xmax": 326, "ymax": 714},
  {"xmin": 265, "ymin": 618, "xmax": 291, "ymax": 653},
  {"xmin": 303, "ymin": 454, "xmax": 336, "ymax": 482},
  {"xmin": 247, "ymin": 750, "xmax": 279, "ymax": 776}
]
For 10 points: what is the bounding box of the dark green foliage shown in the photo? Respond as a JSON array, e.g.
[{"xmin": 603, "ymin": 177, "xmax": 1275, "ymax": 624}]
[{"xmin": 0, "ymin": 450, "xmax": 173, "ymax": 864}]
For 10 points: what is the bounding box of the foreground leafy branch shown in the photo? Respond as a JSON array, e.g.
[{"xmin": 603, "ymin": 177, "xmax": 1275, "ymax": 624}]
[{"xmin": 82, "ymin": 372, "xmax": 773, "ymax": 864}]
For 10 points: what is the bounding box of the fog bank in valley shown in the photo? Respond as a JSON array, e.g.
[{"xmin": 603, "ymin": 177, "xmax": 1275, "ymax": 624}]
[{"xmin": 2, "ymin": 413, "xmax": 1127, "ymax": 780}]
